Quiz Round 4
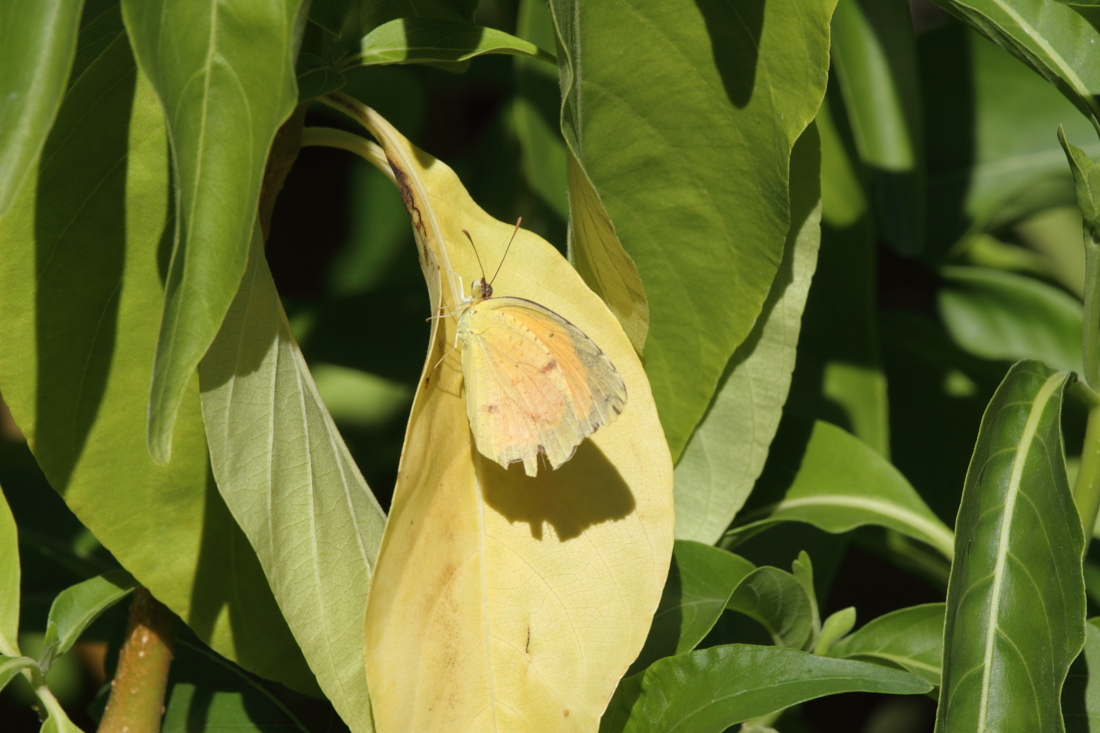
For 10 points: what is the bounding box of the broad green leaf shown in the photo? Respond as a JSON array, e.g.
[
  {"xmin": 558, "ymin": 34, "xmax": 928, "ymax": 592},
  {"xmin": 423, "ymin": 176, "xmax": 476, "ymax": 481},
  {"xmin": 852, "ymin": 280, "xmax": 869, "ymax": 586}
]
[
  {"xmin": 0, "ymin": 0, "xmax": 83, "ymax": 218},
  {"xmin": 548, "ymin": 0, "xmax": 837, "ymax": 459},
  {"xmin": 831, "ymin": 0, "xmax": 925, "ymax": 255},
  {"xmin": 629, "ymin": 541, "xmax": 755, "ymax": 676},
  {"xmin": 327, "ymin": 97, "xmax": 675, "ymax": 733},
  {"xmin": 0, "ymin": 655, "xmax": 36, "ymax": 694},
  {"xmin": 200, "ymin": 230, "xmax": 386, "ymax": 733},
  {"xmin": 120, "ymin": 0, "xmax": 305, "ymax": 463},
  {"xmin": 0, "ymin": 484, "xmax": 18, "ymax": 657},
  {"xmin": 0, "ymin": 35, "xmax": 317, "ymax": 696},
  {"xmin": 727, "ymin": 564, "xmax": 816, "ymax": 651},
  {"xmin": 1063, "ymin": 617, "xmax": 1100, "ymax": 733},
  {"xmin": 39, "ymin": 690, "xmax": 85, "ymax": 733},
  {"xmin": 600, "ymin": 645, "xmax": 932, "ymax": 733},
  {"xmin": 828, "ymin": 603, "xmax": 945, "ymax": 686},
  {"xmin": 938, "ymin": 361, "xmax": 1084, "ymax": 732},
  {"xmin": 513, "ymin": 0, "xmax": 568, "ymax": 220},
  {"xmin": 724, "ymin": 416, "xmax": 954, "ymax": 559},
  {"xmin": 939, "ymin": 266, "xmax": 1084, "ymax": 374},
  {"xmin": 40, "ymin": 570, "xmax": 136, "ymax": 670},
  {"xmin": 349, "ymin": 18, "xmax": 555, "ymax": 67},
  {"xmin": 296, "ymin": 53, "xmax": 346, "ymax": 103},
  {"xmin": 311, "ymin": 363, "xmax": 412, "ymax": 427},
  {"xmin": 932, "ymin": 0, "xmax": 1100, "ymax": 133},
  {"xmin": 814, "ymin": 606, "xmax": 857, "ymax": 656},
  {"xmin": 674, "ymin": 125, "xmax": 822, "ymax": 543},
  {"xmin": 70, "ymin": 4, "xmax": 126, "ymax": 86},
  {"xmin": 923, "ymin": 24, "xmax": 1100, "ymax": 252}
]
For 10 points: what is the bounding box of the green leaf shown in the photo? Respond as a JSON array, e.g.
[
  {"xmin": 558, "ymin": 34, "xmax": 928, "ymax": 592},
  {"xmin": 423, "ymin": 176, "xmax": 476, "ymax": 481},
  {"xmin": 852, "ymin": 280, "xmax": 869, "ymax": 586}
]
[
  {"xmin": 831, "ymin": 0, "xmax": 925, "ymax": 255},
  {"xmin": 933, "ymin": 0, "xmax": 1100, "ymax": 133},
  {"xmin": 828, "ymin": 603, "xmax": 945, "ymax": 686},
  {"xmin": 629, "ymin": 541, "xmax": 755, "ymax": 675},
  {"xmin": 120, "ymin": 0, "xmax": 305, "ymax": 463},
  {"xmin": 296, "ymin": 53, "xmax": 346, "ymax": 103},
  {"xmin": 724, "ymin": 416, "xmax": 955, "ymax": 558},
  {"xmin": 939, "ymin": 266, "xmax": 1084, "ymax": 373},
  {"xmin": 1062, "ymin": 0, "xmax": 1100, "ymax": 28},
  {"xmin": 39, "ymin": 691, "xmax": 85, "ymax": 733},
  {"xmin": 350, "ymin": 18, "xmax": 556, "ymax": 67},
  {"xmin": 199, "ymin": 233, "xmax": 386, "ymax": 733},
  {"xmin": 1059, "ymin": 126, "xmax": 1100, "ymax": 230},
  {"xmin": 1064, "ymin": 617, "xmax": 1100, "ymax": 733},
  {"xmin": 674, "ymin": 125, "xmax": 822, "ymax": 543},
  {"xmin": 70, "ymin": 4, "xmax": 126, "ymax": 87},
  {"xmin": 938, "ymin": 361, "xmax": 1084, "ymax": 732},
  {"xmin": 0, "ymin": 484, "xmax": 18, "ymax": 657},
  {"xmin": 39, "ymin": 570, "xmax": 136, "ymax": 671},
  {"xmin": 0, "ymin": 35, "xmax": 317, "ymax": 696},
  {"xmin": 0, "ymin": 655, "xmax": 35, "ymax": 694},
  {"xmin": 548, "ymin": 0, "xmax": 837, "ymax": 459},
  {"xmin": 726, "ymin": 565, "xmax": 816, "ymax": 651},
  {"xmin": 814, "ymin": 606, "xmax": 857, "ymax": 656},
  {"xmin": 0, "ymin": 0, "xmax": 83, "ymax": 218},
  {"xmin": 600, "ymin": 645, "xmax": 932, "ymax": 733}
]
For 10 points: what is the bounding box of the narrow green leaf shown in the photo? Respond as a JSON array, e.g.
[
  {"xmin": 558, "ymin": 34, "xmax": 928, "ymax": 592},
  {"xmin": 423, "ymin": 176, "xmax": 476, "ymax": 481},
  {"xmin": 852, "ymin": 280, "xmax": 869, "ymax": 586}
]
[
  {"xmin": 1059, "ymin": 126, "xmax": 1100, "ymax": 230},
  {"xmin": 601, "ymin": 645, "xmax": 932, "ymax": 733},
  {"xmin": 350, "ymin": 18, "xmax": 555, "ymax": 67},
  {"xmin": 933, "ymin": 0, "xmax": 1100, "ymax": 133},
  {"xmin": 938, "ymin": 361, "xmax": 1084, "ymax": 732},
  {"xmin": 939, "ymin": 266, "xmax": 1084, "ymax": 373},
  {"xmin": 791, "ymin": 552, "xmax": 822, "ymax": 647},
  {"xmin": 40, "ymin": 570, "xmax": 136, "ymax": 671},
  {"xmin": 674, "ymin": 125, "xmax": 822, "ymax": 543},
  {"xmin": 199, "ymin": 233, "xmax": 387, "ymax": 733},
  {"xmin": 629, "ymin": 541, "xmax": 755, "ymax": 675},
  {"xmin": 0, "ymin": 655, "xmax": 35, "ymax": 694},
  {"xmin": 120, "ymin": 0, "xmax": 305, "ymax": 463},
  {"xmin": 0, "ymin": 484, "xmax": 18, "ymax": 657},
  {"xmin": 727, "ymin": 566, "xmax": 815, "ymax": 651},
  {"xmin": 831, "ymin": 0, "xmax": 925, "ymax": 255},
  {"xmin": 0, "ymin": 35, "xmax": 317, "ymax": 696},
  {"xmin": 548, "ymin": 0, "xmax": 837, "ymax": 459},
  {"xmin": 1064, "ymin": 618, "xmax": 1100, "ymax": 733},
  {"xmin": 814, "ymin": 607, "xmax": 857, "ymax": 656},
  {"xmin": 828, "ymin": 603, "xmax": 945, "ymax": 686},
  {"xmin": 0, "ymin": 0, "xmax": 83, "ymax": 217},
  {"xmin": 725, "ymin": 416, "xmax": 954, "ymax": 558}
]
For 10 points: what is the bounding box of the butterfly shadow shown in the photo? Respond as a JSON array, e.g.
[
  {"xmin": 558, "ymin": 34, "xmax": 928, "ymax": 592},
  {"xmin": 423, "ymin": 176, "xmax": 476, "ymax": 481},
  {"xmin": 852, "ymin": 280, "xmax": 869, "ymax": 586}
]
[{"xmin": 477, "ymin": 440, "xmax": 635, "ymax": 542}]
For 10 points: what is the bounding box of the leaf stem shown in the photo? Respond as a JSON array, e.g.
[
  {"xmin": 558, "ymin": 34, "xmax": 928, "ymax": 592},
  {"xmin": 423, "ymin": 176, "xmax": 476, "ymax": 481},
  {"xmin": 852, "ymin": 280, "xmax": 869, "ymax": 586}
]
[
  {"xmin": 1074, "ymin": 403, "xmax": 1100, "ymax": 547},
  {"xmin": 300, "ymin": 126, "xmax": 393, "ymax": 182}
]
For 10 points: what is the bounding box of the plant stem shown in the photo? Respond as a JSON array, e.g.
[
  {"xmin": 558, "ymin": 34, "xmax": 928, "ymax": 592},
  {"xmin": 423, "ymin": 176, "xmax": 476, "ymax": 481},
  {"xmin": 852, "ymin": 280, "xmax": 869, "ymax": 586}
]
[
  {"xmin": 1085, "ymin": 225, "xmax": 1100, "ymax": 391},
  {"xmin": 98, "ymin": 587, "xmax": 176, "ymax": 733},
  {"xmin": 300, "ymin": 126, "xmax": 393, "ymax": 180},
  {"xmin": 1076, "ymin": 404, "xmax": 1100, "ymax": 548}
]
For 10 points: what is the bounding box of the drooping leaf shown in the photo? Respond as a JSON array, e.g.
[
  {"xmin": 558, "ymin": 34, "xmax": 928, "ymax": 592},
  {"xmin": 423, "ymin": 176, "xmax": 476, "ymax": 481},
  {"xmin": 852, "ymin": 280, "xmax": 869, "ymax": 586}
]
[
  {"xmin": 547, "ymin": 0, "xmax": 837, "ymax": 459},
  {"xmin": 0, "ymin": 34, "xmax": 317, "ymax": 696},
  {"xmin": 674, "ymin": 125, "xmax": 822, "ymax": 543},
  {"xmin": 349, "ymin": 18, "xmax": 555, "ymax": 67},
  {"xmin": 601, "ymin": 645, "xmax": 932, "ymax": 733},
  {"xmin": 725, "ymin": 416, "xmax": 954, "ymax": 559},
  {"xmin": 319, "ymin": 95, "xmax": 675, "ymax": 733},
  {"xmin": 828, "ymin": 603, "xmax": 945, "ymax": 686},
  {"xmin": 831, "ymin": 0, "xmax": 925, "ymax": 255},
  {"xmin": 629, "ymin": 541, "xmax": 755, "ymax": 676},
  {"xmin": 937, "ymin": 361, "xmax": 1084, "ymax": 732},
  {"xmin": 726, "ymin": 564, "xmax": 816, "ymax": 651},
  {"xmin": 200, "ymin": 229, "xmax": 386, "ymax": 733},
  {"xmin": 0, "ymin": 484, "xmax": 18, "ymax": 657},
  {"xmin": 0, "ymin": 0, "xmax": 83, "ymax": 217},
  {"xmin": 939, "ymin": 265, "xmax": 1084, "ymax": 374},
  {"xmin": 120, "ymin": 0, "xmax": 305, "ymax": 463},
  {"xmin": 932, "ymin": 0, "xmax": 1100, "ymax": 133},
  {"xmin": 39, "ymin": 570, "xmax": 136, "ymax": 671},
  {"xmin": 0, "ymin": 655, "xmax": 36, "ymax": 694}
]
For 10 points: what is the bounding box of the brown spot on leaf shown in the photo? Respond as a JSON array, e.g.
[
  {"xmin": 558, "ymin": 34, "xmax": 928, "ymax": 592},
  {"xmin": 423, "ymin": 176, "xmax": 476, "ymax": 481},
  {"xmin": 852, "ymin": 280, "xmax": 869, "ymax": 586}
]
[{"xmin": 540, "ymin": 360, "xmax": 558, "ymax": 374}]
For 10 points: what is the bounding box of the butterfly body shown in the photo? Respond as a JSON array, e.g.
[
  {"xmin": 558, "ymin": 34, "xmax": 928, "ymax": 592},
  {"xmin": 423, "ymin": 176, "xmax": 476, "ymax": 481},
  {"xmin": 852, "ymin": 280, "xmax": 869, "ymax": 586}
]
[{"xmin": 456, "ymin": 278, "xmax": 627, "ymax": 477}]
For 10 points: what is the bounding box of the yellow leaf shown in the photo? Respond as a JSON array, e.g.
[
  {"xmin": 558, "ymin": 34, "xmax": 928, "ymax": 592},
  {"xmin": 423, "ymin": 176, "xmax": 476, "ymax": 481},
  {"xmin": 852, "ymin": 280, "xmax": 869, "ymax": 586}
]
[{"xmin": 322, "ymin": 93, "xmax": 674, "ymax": 733}]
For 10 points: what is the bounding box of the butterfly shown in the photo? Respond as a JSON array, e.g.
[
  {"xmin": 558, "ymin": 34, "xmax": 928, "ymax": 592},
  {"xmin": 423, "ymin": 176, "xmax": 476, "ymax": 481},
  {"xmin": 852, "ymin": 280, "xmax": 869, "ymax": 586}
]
[{"xmin": 448, "ymin": 222, "xmax": 627, "ymax": 477}]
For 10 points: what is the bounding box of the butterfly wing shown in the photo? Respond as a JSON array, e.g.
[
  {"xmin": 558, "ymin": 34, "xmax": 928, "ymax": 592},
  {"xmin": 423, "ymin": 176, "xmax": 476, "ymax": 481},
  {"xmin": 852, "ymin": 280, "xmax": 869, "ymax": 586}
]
[{"xmin": 457, "ymin": 297, "xmax": 627, "ymax": 477}]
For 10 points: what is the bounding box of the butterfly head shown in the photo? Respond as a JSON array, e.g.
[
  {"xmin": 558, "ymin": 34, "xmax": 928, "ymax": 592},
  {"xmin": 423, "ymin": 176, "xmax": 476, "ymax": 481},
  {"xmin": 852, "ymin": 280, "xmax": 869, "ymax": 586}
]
[{"xmin": 471, "ymin": 278, "xmax": 493, "ymax": 302}]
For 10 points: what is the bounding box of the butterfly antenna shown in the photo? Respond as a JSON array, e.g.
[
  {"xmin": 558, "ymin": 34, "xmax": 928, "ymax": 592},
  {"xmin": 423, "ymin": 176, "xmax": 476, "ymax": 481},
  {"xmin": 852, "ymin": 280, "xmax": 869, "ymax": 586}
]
[
  {"xmin": 462, "ymin": 229, "xmax": 488, "ymax": 282},
  {"xmin": 489, "ymin": 217, "xmax": 522, "ymax": 287}
]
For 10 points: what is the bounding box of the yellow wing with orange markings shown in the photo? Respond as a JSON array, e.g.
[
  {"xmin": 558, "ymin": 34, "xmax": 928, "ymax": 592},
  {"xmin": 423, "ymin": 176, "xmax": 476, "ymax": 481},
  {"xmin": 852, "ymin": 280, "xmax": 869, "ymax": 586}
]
[{"xmin": 457, "ymin": 296, "xmax": 627, "ymax": 477}]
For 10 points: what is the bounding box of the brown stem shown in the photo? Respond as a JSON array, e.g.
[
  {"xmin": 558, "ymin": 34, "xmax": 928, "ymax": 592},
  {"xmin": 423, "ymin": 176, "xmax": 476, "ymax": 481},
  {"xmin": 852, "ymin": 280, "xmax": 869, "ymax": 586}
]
[
  {"xmin": 97, "ymin": 587, "xmax": 176, "ymax": 733},
  {"xmin": 258, "ymin": 103, "xmax": 308, "ymax": 242}
]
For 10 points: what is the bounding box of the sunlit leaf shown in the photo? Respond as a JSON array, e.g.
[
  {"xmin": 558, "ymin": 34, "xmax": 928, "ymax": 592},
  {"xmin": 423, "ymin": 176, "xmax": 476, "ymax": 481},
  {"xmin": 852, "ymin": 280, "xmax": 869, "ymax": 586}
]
[
  {"xmin": 40, "ymin": 570, "xmax": 136, "ymax": 670},
  {"xmin": 0, "ymin": 484, "xmax": 18, "ymax": 657},
  {"xmin": 938, "ymin": 361, "xmax": 1084, "ymax": 732},
  {"xmin": 673, "ymin": 125, "xmax": 822, "ymax": 543},
  {"xmin": 548, "ymin": 0, "xmax": 837, "ymax": 458},
  {"xmin": 120, "ymin": 0, "xmax": 305, "ymax": 463},
  {"xmin": 200, "ymin": 229, "xmax": 386, "ymax": 733},
  {"xmin": 320, "ymin": 95, "xmax": 675, "ymax": 733},
  {"xmin": 350, "ymin": 18, "xmax": 555, "ymax": 67}
]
